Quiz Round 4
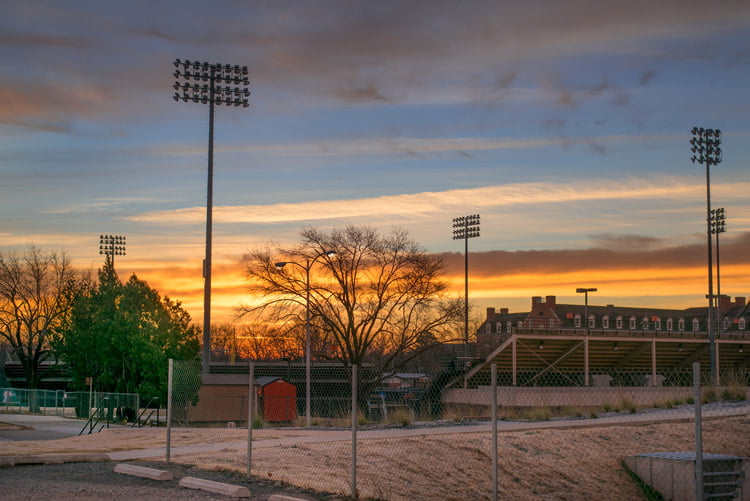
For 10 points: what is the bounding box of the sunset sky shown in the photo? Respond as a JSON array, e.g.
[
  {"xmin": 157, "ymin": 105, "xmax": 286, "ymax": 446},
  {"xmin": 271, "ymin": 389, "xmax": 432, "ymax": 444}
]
[{"xmin": 2, "ymin": 1, "xmax": 750, "ymax": 324}]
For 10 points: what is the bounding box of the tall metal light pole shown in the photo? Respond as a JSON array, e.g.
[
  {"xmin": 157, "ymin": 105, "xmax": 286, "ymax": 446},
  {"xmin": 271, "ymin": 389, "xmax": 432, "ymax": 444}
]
[
  {"xmin": 576, "ymin": 287, "xmax": 596, "ymax": 387},
  {"xmin": 452, "ymin": 214, "xmax": 480, "ymax": 352},
  {"xmin": 691, "ymin": 127, "xmax": 722, "ymax": 384},
  {"xmin": 173, "ymin": 59, "xmax": 251, "ymax": 374},
  {"xmin": 99, "ymin": 234, "xmax": 126, "ymax": 268},
  {"xmin": 275, "ymin": 250, "xmax": 336, "ymax": 427}
]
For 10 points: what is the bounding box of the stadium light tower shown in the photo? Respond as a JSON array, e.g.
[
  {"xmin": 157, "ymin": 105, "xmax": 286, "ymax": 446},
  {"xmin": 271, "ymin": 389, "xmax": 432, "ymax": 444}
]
[
  {"xmin": 99, "ymin": 234, "xmax": 126, "ymax": 268},
  {"xmin": 711, "ymin": 208, "xmax": 727, "ymax": 335},
  {"xmin": 711, "ymin": 208, "xmax": 726, "ymax": 300},
  {"xmin": 452, "ymin": 214, "xmax": 480, "ymax": 351},
  {"xmin": 690, "ymin": 127, "xmax": 722, "ymax": 384},
  {"xmin": 173, "ymin": 59, "xmax": 251, "ymax": 374}
]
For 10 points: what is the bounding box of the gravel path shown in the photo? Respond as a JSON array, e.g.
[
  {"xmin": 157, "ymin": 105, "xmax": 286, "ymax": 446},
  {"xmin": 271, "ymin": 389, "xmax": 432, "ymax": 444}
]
[{"xmin": 0, "ymin": 461, "xmax": 344, "ymax": 501}]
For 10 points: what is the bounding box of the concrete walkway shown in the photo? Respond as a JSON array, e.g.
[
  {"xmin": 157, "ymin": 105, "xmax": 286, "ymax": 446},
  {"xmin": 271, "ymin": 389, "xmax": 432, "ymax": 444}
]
[
  {"xmin": 108, "ymin": 401, "xmax": 750, "ymax": 461},
  {"xmin": 0, "ymin": 413, "xmax": 131, "ymax": 441}
]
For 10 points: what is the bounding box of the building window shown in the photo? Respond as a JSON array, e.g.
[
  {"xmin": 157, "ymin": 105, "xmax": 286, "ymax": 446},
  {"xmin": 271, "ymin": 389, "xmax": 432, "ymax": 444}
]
[
  {"xmin": 496, "ymin": 322, "xmax": 503, "ymax": 333},
  {"xmin": 602, "ymin": 316, "xmax": 609, "ymax": 329},
  {"xmin": 642, "ymin": 317, "xmax": 649, "ymax": 330},
  {"xmin": 517, "ymin": 321, "xmax": 523, "ymax": 330},
  {"xmin": 588, "ymin": 315, "xmax": 595, "ymax": 328},
  {"xmin": 574, "ymin": 314, "xmax": 581, "ymax": 328},
  {"xmin": 678, "ymin": 318, "xmax": 685, "ymax": 331},
  {"xmin": 692, "ymin": 318, "xmax": 700, "ymax": 332},
  {"xmin": 629, "ymin": 316, "xmax": 637, "ymax": 330},
  {"xmin": 722, "ymin": 317, "xmax": 730, "ymax": 331},
  {"xmin": 506, "ymin": 321, "xmax": 512, "ymax": 334},
  {"xmin": 740, "ymin": 318, "xmax": 746, "ymax": 330},
  {"xmin": 616, "ymin": 316, "xmax": 623, "ymax": 329},
  {"xmin": 549, "ymin": 318, "xmax": 556, "ymax": 329},
  {"xmin": 486, "ymin": 323, "xmax": 492, "ymax": 334},
  {"xmin": 654, "ymin": 318, "xmax": 661, "ymax": 330},
  {"xmin": 666, "ymin": 318, "xmax": 673, "ymax": 331}
]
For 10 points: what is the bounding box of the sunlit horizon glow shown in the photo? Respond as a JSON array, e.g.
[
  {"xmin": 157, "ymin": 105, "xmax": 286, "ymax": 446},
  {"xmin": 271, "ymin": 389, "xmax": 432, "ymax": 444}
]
[{"xmin": 2, "ymin": 1, "xmax": 750, "ymax": 328}]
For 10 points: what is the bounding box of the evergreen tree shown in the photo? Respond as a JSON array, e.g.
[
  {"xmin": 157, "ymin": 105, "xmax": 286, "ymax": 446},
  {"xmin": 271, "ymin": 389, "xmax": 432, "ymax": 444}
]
[{"xmin": 54, "ymin": 258, "xmax": 200, "ymax": 400}]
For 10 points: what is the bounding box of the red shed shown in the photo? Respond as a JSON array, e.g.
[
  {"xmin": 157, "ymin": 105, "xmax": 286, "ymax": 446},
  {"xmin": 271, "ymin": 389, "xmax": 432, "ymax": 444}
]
[{"xmin": 255, "ymin": 377, "xmax": 297, "ymax": 422}]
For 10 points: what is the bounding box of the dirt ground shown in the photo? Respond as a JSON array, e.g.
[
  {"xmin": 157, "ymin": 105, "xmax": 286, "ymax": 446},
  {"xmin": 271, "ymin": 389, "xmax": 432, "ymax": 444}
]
[
  {"xmin": 0, "ymin": 460, "xmax": 342, "ymax": 501},
  {"xmin": 1, "ymin": 414, "xmax": 749, "ymax": 500}
]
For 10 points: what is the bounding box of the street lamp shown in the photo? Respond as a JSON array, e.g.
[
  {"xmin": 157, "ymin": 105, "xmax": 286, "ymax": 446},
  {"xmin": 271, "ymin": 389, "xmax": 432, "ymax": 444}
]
[
  {"xmin": 452, "ymin": 214, "xmax": 480, "ymax": 353},
  {"xmin": 275, "ymin": 249, "xmax": 337, "ymax": 427},
  {"xmin": 173, "ymin": 59, "xmax": 251, "ymax": 374},
  {"xmin": 691, "ymin": 127, "xmax": 722, "ymax": 384},
  {"xmin": 576, "ymin": 287, "xmax": 597, "ymax": 387},
  {"xmin": 575, "ymin": 288, "xmax": 597, "ymax": 330},
  {"xmin": 99, "ymin": 234, "xmax": 126, "ymax": 268}
]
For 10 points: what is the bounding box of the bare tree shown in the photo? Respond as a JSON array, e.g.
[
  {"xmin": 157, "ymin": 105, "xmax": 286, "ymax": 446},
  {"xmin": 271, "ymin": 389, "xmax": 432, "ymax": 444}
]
[
  {"xmin": 242, "ymin": 226, "xmax": 463, "ymax": 370},
  {"xmin": 0, "ymin": 247, "xmax": 78, "ymax": 389}
]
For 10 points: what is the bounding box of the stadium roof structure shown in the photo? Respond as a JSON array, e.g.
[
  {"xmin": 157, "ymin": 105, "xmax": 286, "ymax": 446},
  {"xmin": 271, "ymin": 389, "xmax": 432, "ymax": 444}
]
[{"xmin": 458, "ymin": 328, "xmax": 749, "ymax": 389}]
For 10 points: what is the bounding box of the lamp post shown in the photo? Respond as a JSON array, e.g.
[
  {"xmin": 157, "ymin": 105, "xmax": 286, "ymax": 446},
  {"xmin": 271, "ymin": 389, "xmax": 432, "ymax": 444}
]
[
  {"xmin": 173, "ymin": 59, "xmax": 251, "ymax": 374},
  {"xmin": 275, "ymin": 250, "xmax": 336, "ymax": 427},
  {"xmin": 576, "ymin": 287, "xmax": 597, "ymax": 387},
  {"xmin": 99, "ymin": 234, "xmax": 126, "ymax": 268},
  {"xmin": 691, "ymin": 127, "xmax": 722, "ymax": 384},
  {"xmin": 576, "ymin": 288, "xmax": 597, "ymax": 331},
  {"xmin": 452, "ymin": 214, "xmax": 480, "ymax": 354}
]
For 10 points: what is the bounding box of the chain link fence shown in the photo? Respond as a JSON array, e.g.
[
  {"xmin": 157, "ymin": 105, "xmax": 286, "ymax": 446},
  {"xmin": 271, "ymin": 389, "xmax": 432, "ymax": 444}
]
[
  {"xmin": 165, "ymin": 359, "xmax": 749, "ymax": 500},
  {"xmin": 1, "ymin": 387, "xmax": 139, "ymax": 421}
]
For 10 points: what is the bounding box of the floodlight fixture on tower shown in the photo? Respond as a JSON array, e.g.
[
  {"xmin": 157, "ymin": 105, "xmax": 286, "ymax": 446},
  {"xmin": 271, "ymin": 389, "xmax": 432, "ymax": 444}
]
[{"xmin": 172, "ymin": 58, "xmax": 251, "ymax": 374}]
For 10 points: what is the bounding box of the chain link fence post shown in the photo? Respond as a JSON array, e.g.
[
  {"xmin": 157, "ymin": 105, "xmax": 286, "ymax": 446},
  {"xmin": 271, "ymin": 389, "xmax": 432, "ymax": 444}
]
[
  {"xmin": 694, "ymin": 362, "xmax": 703, "ymax": 500},
  {"xmin": 166, "ymin": 358, "xmax": 173, "ymax": 463},
  {"xmin": 247, "ymin": 361, "xmax": 254, "ymax": 478},
  {"xmin": 491, "ymin": 363, "xmax": 498, "ymax": 501},
  {"xmin": 351, "ymin": 363, "xmax": 358, "ymax": 499}
]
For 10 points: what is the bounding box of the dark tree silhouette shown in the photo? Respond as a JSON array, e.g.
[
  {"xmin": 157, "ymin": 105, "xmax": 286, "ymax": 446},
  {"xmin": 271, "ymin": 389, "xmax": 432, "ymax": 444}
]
[
  {"xmin": 242, "ymin": 226, "xmax": 463, "ymax": 370},
  {"xmin": 0, "ymin": 247, "xmax": 78, "ymax": 390}
]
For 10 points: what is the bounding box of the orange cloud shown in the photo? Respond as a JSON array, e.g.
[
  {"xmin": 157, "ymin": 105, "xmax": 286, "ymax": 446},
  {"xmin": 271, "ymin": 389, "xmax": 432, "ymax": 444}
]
[{"xmin": 107, "ymin": 232, "xmax": 750, "ymax": 326}]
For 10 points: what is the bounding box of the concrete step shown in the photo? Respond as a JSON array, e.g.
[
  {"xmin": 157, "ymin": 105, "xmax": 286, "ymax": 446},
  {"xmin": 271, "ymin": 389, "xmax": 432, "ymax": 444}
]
[
  {"xmin": 179, "ymin": 476, "xmax": 250, "ymax": 498},
  {"xmin": 113, "ymin": 463, "xmax": 173, "ymax": 481}
]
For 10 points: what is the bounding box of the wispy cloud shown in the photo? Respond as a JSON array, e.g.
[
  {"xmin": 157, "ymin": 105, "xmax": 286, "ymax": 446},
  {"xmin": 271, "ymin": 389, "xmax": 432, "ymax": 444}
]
[
  {"xmin": 128, "ymin": 177, "xmax": 748, "ymax": 225},
  {"xmin": 153, "ymin": 133, "xmax": 676, "ymax": 159},
  {"xmin": 41, "ymin": 197, "xmax": 178, "ymax": 215}
]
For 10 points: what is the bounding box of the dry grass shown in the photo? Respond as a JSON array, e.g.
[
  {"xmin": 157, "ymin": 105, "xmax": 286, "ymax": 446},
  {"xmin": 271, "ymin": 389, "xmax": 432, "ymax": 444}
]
[
  {"xmin": 173, "ymin": 416, "xmax": 749, "ymax": 500},
  {"xmin": 1, "ymin": 415, "xmax": 748, "ymax": 500}
]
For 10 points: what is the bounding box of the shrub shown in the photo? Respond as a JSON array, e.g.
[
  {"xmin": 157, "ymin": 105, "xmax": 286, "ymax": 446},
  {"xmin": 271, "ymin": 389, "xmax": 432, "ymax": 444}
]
[
  {"xmin": 620, "ymin": 398, "xmax": 638, "ymax": 414},
  {"xmin": 387, "ymin": 408, "xmax": 412, "ymax": 427}
]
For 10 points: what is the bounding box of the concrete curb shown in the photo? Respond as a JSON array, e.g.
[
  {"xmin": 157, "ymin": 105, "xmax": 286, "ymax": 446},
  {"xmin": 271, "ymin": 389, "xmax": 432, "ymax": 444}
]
[
  {"xmin": 179, "ymin": 476, "xmax": 251, "ymax": 498},
  {"xmin": 0, "ymin": 453, "xmax": 110, "ymax": 466},
  {"xmin": 113, "ymin": 463, "xmax": 173, "ymax": 481},
  {"xmin": 268, "ymin": 495, "xmax": 313, "ymax": 501}
]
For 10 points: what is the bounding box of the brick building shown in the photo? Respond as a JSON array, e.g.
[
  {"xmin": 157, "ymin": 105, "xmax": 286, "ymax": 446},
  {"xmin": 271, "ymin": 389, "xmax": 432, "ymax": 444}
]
[{"xmin": 478, "ymin": 294, "xmax": 749, "ymax": 347}]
